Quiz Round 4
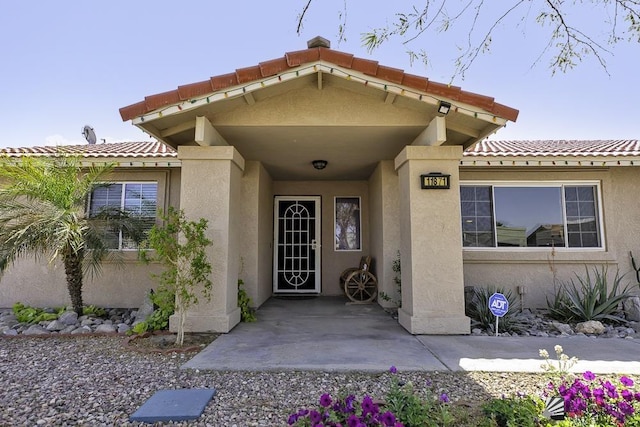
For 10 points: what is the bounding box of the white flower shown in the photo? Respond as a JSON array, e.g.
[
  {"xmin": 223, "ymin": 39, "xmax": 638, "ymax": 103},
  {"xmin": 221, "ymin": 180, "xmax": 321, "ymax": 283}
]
[
  {"xmin": 554, "ymin": 345, "xmax": 563, "ymax": 355},
  {"xmin": 560, "ymin": 354, "xmax": 569, "ymax": 361},
  {"xmin": 539, "ymin": 349, "xmax": 549, "ymax": 358}
]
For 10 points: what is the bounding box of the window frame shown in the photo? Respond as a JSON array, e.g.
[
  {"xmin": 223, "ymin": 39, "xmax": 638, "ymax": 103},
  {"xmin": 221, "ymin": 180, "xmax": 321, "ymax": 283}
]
[
  {"xmin": 334, "ymin": 196, "xmax": 362, "ymax": 252},
  {"xmin": 460, "ymin": 180, "xmax": 605, "ymax": 252},
  {"xmin": 87, "ymin": 181, "xmax": 158, "ymax": 251}
]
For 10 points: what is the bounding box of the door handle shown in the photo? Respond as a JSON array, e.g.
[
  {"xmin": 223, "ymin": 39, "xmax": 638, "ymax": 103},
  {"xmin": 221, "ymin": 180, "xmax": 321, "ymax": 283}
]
[{"xmin": 310, "ymin": 239, "xmax": 320, "ymax": 250}]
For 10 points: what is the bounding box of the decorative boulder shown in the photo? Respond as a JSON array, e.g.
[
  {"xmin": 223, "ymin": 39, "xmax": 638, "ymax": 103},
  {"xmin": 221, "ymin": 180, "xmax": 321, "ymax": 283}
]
[
  {"xmin": 58, "ymin": 311, "xmax": 79, "ymax": 325},
  {"xmin": 134, "ymin": 290, "xmax": 155, "ymax": 323},
  {"xmin": 576, "ymin": 320, "xmax": 606, "ymax": 335},
  {"xmin": 551, "ymin": 321, "xmax": 573, "ymax": 335},
  {"xmin": 623, "ymin": 297, "xmax": 640, "ymax": 322}
]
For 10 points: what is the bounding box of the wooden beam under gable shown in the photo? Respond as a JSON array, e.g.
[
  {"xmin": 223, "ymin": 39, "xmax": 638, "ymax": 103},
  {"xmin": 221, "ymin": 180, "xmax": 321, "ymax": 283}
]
[
  {"xmin": 317, "ymin": 71, "xmax": 323, "ymax": 90},
  {"xmin": 160, "ymin": 121, "xmax": 196, "ymax": 138},
  {"xmin": 243, "ymin": 92, "xmax": 256, "ymax": 105},
  {"xmin": 412, "ymin": 116, "xmax": 446, "ymax": 146},
  {"xmin": 195, "ymin": 116, "xmax": 229, "ymax": 146},
  {"xmin": 384, "ymin": 92, "xmax": 396, "ymax": 105}
]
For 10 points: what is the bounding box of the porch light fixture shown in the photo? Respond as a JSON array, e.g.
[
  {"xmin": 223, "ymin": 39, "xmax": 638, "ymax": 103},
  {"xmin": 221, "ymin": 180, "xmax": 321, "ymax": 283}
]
[
  {"xmin": 312, "ymin": 160, "xmax": 328, "ymax": 170},
  {"xmin": 438, "ymin": 101, "xmax": 451, "ymax": 115}
]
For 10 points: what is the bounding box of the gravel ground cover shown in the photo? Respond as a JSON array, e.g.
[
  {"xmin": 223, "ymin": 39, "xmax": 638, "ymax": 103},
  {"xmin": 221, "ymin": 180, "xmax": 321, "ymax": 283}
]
[{"xmin": 0, "ymin": 335, "xmax": 555, "ymax": 426}]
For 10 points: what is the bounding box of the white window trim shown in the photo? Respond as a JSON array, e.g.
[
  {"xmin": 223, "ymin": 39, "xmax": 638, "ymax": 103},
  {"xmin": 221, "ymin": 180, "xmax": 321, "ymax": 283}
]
[
  {"xmin": 88, "ymin": 181, "xmax": 158, "ymax": 251},
  {"xmin": 334, "ymin": 196, "xmax": 362, "ymax": 252},
  {"xmin": 460, "ymin": 180, "xmax": 605, "ymax": 252}
]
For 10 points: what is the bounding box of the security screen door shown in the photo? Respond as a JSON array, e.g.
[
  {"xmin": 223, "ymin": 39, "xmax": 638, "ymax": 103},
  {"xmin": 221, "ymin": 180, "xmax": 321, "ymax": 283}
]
[{"xmin": 273, "ymin": 196, "xmax": 321, "ymax": 293}]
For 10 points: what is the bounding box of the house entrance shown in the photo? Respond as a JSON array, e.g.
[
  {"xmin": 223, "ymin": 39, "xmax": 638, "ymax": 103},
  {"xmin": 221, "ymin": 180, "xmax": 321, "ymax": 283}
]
[{"xmin": 273, "ymin": 196, "xmax": 321, "ymax": 293}]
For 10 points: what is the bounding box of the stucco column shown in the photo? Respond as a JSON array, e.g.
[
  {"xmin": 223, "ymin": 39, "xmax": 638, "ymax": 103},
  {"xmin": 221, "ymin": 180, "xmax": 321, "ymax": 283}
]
[
  {"xmin": 172, "ymin": 146, "xmax": 244, "ymax": 333},
  {"xmin": 394, "ymin": 146, "xmax": 470, "ymax": 334}
]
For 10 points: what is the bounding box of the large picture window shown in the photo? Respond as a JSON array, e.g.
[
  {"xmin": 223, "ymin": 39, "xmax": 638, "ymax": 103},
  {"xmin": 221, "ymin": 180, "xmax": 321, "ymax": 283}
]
[
  {"xmin": 88, "ymin": 182, "xmax": 157, "ymax": 249},
  {"xmin": 461, "ymin": 183, "xmax": 602, "ymax": 249},
  {"xmin": 335, "ymin": 197, "xmax": 361, "ymax": 251}
]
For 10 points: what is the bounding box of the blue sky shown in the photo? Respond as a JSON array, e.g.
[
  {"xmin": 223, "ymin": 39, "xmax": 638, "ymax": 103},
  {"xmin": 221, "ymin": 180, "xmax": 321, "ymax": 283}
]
[{"xmin": 0, "ymin": 1, "xmax": 636, "ymax": 148}]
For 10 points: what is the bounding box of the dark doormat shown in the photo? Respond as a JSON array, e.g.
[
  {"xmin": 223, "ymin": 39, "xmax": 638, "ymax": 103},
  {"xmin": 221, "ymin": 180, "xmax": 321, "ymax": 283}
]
[{"xmin": 129, "ymin": 388, "xmax": 216, "ymax": 423}]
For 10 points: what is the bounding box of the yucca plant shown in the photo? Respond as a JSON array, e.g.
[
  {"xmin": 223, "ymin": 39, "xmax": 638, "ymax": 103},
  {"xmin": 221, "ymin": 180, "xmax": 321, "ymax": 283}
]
[
  {"xmin": 466, "ymin": 285, "xmax": 524, "ymax": 333},
  {"xmin": 546, "ymin": 265, "xmax": 632, "ymax": 323}
]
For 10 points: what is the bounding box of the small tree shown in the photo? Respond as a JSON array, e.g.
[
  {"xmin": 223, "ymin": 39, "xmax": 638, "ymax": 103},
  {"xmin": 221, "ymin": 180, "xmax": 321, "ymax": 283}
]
[
  {"xmin": 0, "ymin": 154, "xmax": 143, "ymax": 315},
  {"xmin": 141, "ymin": 206, "xmax": 212, "ymax": 346}
]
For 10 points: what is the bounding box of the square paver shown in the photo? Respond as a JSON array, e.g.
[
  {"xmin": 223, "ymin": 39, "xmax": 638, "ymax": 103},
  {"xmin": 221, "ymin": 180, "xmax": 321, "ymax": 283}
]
[{"xmin": 130, "ymin": 388, "xmax": 216, "ymax": 423}]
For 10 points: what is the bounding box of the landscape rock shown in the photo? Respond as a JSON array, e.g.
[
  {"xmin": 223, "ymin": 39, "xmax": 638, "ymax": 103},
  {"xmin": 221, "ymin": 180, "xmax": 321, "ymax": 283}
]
[
  {"xmin": 576, "ymin": 320, "xmax": 606, "ymax": 335},
  {"xmin": 134, "ymin": 291, "xmax": 155, "ymax": 323},
  {"xmin": 58, "ymin": 311, "xmax": 78, "ymax": 325},
  {"xmin": 94, "ymin": 324, "xmax": 116, "ymax": 333},
  {"xmin": 45, "ymin": 320, "xmax": 66, "ymax": 331},
  {"xmin": 2, "ymin": 328, "xmax": 18, "ymax": 336},
  {"xmin": 624, "ymin": 297, "xmax": 640, "ymax": 322},
  {"xmin": 551, "ymin": 321, "xmax": 574, "ymax": 335},
  {"xmin": 70, "ymin": 326, "xmax": 92, "ymax": 335},
  {"xmin": 23, "ymin": 325, "xmax": 50, "ymax": 335},
  {"xmin": 117, "ymin": 324, "xmax": 130, "ymax": 333}
]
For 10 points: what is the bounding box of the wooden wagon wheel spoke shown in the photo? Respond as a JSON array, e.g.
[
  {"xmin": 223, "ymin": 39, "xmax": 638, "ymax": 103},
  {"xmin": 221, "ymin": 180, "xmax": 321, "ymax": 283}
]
[{"xmin": 344, "ymin": 271, "xmax": 378, "ymax": 303}]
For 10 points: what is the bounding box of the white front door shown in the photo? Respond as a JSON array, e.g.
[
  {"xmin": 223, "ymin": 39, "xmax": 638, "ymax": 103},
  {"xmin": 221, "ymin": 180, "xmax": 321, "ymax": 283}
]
[{"xmin": 273, "ymin": 196, "xmax": 321, "ymax": 293}]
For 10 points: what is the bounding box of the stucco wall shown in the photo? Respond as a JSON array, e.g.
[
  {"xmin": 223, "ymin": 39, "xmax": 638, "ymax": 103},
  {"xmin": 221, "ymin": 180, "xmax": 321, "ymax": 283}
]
[
  {"xmin": 369, "ymin": 161, "xmax": 401, "ymax": 307},
  {"xmin": 272, "ymin": 180, "xmax": 370, "ymax": 296},
  {"xmin": 0, "ymin": 167, "xmax": 180, "ymax": 309},
  {"xmin": 460, "ymin": 166, "xmax": 640, "ymax": 308},
  {"xmin": 239, "ymin": 161, "xmax": 274, "ymax": 308}
]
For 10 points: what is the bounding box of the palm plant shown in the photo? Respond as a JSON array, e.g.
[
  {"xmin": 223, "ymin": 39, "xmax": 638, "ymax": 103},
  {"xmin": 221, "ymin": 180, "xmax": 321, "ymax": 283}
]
[{"xmin": 0, "ymin": 154, "xmax": 143, "ymax": 315}]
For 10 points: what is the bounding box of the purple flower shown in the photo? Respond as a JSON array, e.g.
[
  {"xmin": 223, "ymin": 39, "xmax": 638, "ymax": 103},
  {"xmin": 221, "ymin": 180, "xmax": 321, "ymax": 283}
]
[
  {"xmin": 309, "ymin": 410, "xmax": 322, "ymax": 424},
  {"xmin": 439, "ymin": 393, "xmax": 450, "ymax": 403},
  {"xmin": 389, "ymin": 365, "xmax": 397, "ymax": 374},
  {"xmin": 425, "ymin": 379, "xmax": 432, "ymax": 387},
  {"xmin": 347, "ymin": 415, "xmax": 361, "ymax": 427},
  {"xmin": 622, "ymin": 389, "xmax": 634, "ymax": 402},
  {"xmin": 361, "ymin": 395, "xmax": 377, "ymax": 416},
  {"xmin": 620, "ymin": 401, "xmax": 635, "ymax": 416},
  {"xmin": 635, "ymin": 392, "xmax": 640, "ymax": 402},
  {"xmin": 319, "ymin": 393, "xmax": 333, "ymax": 408},
  {"xmin": 621, "ymin": 376, "xmax": 635, "ymax": 387},
  {"xmin": 287, "ymin": 413, "xmax": 299, "ymax": 425},
  {"xmin": 583, "ymin": 371, "xmax": 596, "ymax": 381},
  {"xmin": 380, "ymin": 411, "xmax": 396, "ymax": 426},
  {"xmin": 344, "ymin": 395, "xmax": 356, "ymax": 412}
]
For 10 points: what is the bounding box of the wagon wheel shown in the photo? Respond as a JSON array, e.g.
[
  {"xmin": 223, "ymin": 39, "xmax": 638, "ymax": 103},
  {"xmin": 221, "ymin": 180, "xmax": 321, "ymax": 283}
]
[{"xmin": 344, "ymin": 270, "xmax": 378, "ymax": 303}]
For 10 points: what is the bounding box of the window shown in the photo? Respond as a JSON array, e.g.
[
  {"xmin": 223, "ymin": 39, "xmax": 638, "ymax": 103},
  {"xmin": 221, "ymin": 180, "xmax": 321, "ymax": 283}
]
[
  {"xmin": 461, "ymin": 183, "xmax": 602, "ymax": 249},
  {"xmin": 335, "ymin": 197, "xmax": 361, "ymax": 251},
  {"xmin": 88, "ymin": 182, "xmax": 157, "ymax": 249}
]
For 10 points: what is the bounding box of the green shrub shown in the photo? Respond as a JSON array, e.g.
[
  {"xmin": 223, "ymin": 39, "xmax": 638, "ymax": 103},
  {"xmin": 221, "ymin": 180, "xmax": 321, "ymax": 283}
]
[
  {"xmin": 480, "ymin": 395, "xmax": 543, "ymax": 427},
  {"xmin": 466, "ymin": 286, "xmax": 524, "ymax": 333},
  {"xmin": 131, "ymin": 288, "xmax": 175, "ymax": 334},
  {"xmin": 238, "ymin": 279, "xmax": 256, "ymax": 322},
  {"xmin": 546, "ymin": 265, "xmax": 632, "ymax": 323},
  {"xmin": 12, "ymin": 302, "xmax": 62, "ymax": 323}
]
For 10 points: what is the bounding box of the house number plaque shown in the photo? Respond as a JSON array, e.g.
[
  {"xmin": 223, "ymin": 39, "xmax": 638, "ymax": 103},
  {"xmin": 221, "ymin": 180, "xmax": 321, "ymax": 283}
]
[{"xmin": 420, "ymin": 172, "xmax": 450, "ymax": 189}]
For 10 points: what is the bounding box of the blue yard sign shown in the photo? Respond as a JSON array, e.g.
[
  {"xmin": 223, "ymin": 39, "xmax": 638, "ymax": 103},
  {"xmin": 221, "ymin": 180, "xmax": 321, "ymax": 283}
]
[{"xmin": 488, "ymin": 292, "xmax": 509, "ymax": 336}]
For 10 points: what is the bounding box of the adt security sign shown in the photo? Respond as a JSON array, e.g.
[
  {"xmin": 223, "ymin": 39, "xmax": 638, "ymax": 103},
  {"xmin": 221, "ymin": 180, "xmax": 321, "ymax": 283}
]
[{"xmin": 489, "ymin": 293, "xmax": 509, "ymax": 317}]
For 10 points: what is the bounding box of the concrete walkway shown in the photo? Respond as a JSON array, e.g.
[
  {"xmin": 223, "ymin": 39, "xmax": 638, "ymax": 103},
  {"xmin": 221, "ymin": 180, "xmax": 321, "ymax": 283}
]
[{"xmin": 183, "ymin": 296, "xmax": 640, "ymax": 374}]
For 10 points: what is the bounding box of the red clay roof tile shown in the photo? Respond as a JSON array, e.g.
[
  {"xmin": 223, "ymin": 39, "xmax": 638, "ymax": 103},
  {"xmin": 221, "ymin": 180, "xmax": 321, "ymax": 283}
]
[
  {"xmin": 178, "ymin": 80, "xmax": 214, "ymax": 100},
  {"xmin": 285, "ymin": 49, "xmax": 321, "ymax": 66},
  {"xmin": 235, "ymin": 65, "xmax": 263, "ymax": 84},
  {"xmin": 375, "ymin": 65, "xmax": 405, "ymax": 84},
  {"xmin": 465, "ymin": 140, "xmax": 640, "ymax": 157},
  {"xmin": 259, "ymin": 57, "xmax": 290, "ymax": 77},
  {"xmin": 0, "ymin": 141, "xmax": 177, "ymax": 158},
  {"xmin": 318, "ymin": 48, "xmax": 354, "ymax": 68},
  {"xmin": 350, "ymin": 57, "xmax": 379, "ymax": 76},
  {"xmin": 401, "ymin": 73, "xmax": 429, "ymax": 92},
  {"xmin": 210, "ymin": 73, "xmax": 239, "ymax": 91},
  {"xmin": 145, "ymin": 90, "xmax": 182, "ymax": 111},
  {"xmin": 119, "ymin": 46, "xmax": 519, "ymax": 123}
]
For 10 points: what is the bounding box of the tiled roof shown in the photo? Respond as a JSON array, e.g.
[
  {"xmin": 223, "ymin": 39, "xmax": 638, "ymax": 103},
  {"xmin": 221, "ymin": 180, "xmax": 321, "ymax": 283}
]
[
  {"xmin": 119, "ymin": 47, "xmax": 519, "ymax": 123},
  {"xmin": 0, "ymin": 141, "xmax": 177, "ymax": 158},
  {"xmin": 465, "ymin": 140, "xmax": 640, "ymax": 157}
]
